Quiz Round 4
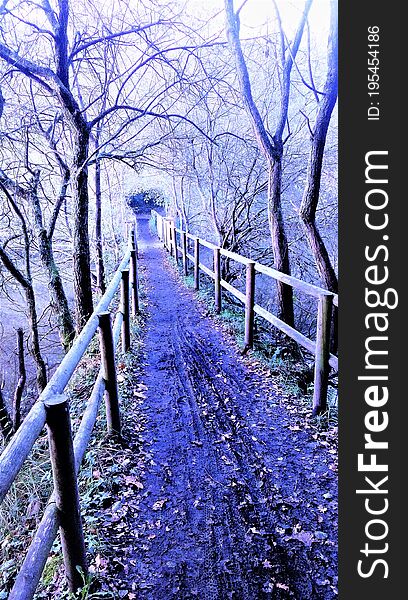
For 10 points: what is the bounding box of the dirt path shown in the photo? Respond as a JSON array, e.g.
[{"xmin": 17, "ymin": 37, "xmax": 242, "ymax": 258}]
[{"xmin": 109, "ymin": 217, "xmax": 337, "ymax": 599}]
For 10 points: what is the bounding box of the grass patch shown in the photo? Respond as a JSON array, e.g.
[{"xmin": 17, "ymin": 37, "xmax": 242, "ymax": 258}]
[
  {"xmin": 0, "ymin": 429, "xmax": 53, "ymax": 592},
  {"xmin": 183, "ymin": 273, "xmax": 195, "ymax": 288},
  {"xmin": 216, "ymin": 306, "xmax": 245, "ymax": 347}
]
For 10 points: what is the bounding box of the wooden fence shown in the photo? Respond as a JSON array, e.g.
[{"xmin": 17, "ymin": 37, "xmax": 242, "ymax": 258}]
[
  {"xmin": 0, "ymin": 227, "xmax": 139, "ymax": 599},
  {"xmin": 151, "ymin": 211, "xmax": 338, "ymax": 415}
]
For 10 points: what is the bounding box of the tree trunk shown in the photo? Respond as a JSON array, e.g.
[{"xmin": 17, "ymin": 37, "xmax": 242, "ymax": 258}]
[
  {"xmin": 72, "ymin": 127, "xmax": 94, "ymax": 330},
  {"xmin": 54, "ymin": 0, "xmax": 94, "ymax": 329},
  {"xmin": 224, "ymin": 0, "xmax": 310, "ymax": 326},
  {"xmin": 301, "ymin": 220, "xmax": 338, "ymax": 293},
  {"xmin": 40, "ymin": 230, "xmax": 76, "ymax": 352},
  {"xmin": 0, "ymin": 0, "xmax": 94, "ymax": 332},
  {"xmin": 299, "ymin": 0, "xmax": 338, "ymax": 350},
  {"xmin": 31, "ymin": 191, "xmax": 75, "ymax": 352},
  {"xmin": 268, "ymin": 157, "xmax": 294, "ymax": 326},
  {"xmin": 107, "ymin": 184, "xmax": 121, "ymax": 262},
  {"xmin": 301, "ymin": 219, "xmax": 338, "ymax": 353},
  {"xmin": 0, "ymin": 238, "xmax": 47, "ymax": 394},
  {"xmin": 25, "ymin": 286, "xmax": 47, "ymax": 392},
  {"xmin": 299, "ymin": 0, "xmax": 338, "ymax": 293}
]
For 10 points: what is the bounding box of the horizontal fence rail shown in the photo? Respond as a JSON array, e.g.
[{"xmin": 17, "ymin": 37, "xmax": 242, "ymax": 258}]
[
  {"xmin": 151, "ymin": 211, "xmax": 338, "ymax": 415},
  {"xmin": 0, "ymin": 224, "xmax": 140, "ymax": 599}
]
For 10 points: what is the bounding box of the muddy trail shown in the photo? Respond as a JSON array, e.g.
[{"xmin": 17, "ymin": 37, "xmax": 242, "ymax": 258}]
[{"xmin": 102, "ymin": 216, "xmax": 337, "ymax": 600}]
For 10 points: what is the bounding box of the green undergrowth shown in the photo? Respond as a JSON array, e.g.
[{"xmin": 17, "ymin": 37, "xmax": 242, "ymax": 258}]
[
  {"xmin": 0, "ymin": 431, "xmax": 53, "ymax": 595},
  {"xmin": 0, "ymin": 274, "xmax": 148, "ymax": 598},
  {"xmin": 35, "ymin": 307, "xmax": 148, "ymax": 598},
  {"xmin": 171, "ymin": 258, "xmax": 338, "ymax": 429}
]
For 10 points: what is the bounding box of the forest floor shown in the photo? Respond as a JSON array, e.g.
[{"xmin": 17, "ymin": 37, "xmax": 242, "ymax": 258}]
[{"xmin": 81, "ymin": 217, "xmax": 338, "ymax": 600}]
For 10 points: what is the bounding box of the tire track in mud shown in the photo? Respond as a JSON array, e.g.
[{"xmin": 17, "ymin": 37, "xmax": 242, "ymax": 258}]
[
  {"xmin": 113, "ymin": 217, "xmax": 337, "ymax": 599},
  {"xmin": 170, "ymin": 324, "xmax": 255, "ymax": 599},
  {"xmin": 170, "ymin": 320, "xmax": 312, "ymax": 599}
]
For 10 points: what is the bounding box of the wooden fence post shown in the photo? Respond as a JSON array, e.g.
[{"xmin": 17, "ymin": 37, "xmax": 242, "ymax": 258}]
[
  {"xmin": 170, "ymin": 221, "xmax": 174, "ymax": 258},
  {"xmin": 245, "ymin": 261, "xmax": 255, "ymax": 348},
  {"xmin": 168, "ymin": 221, "xmax": 171, "ymax": 253},
  {"xmin": 0, "ymin": 387, "xmax": 13, "ymax": 443},
  {"xmin": 120, "ymin": 269, "xmax": 131, "ymax": 352},
  {"xmin": 45, "ymin": 394, "xmax": 88, "ymax": 593},
  {"xmin": 214, "ymin": 247, "xmax": 221, "ymax": 313},
  {"xmin": 160, "ymin": 216, "xmax": 165, "ymax": 246},
  {"xmin": 194, "ymin": 237, "xmax": 200, "ymax": 290},
  {"xmin": 182, "ymin": 231, "xmax": 188, "ymax": 276},
  {"xmin": 130, "ymin": 222, "xmax": 138, "ymax": 258},
  {"xmin": 312, "ymin": 295, "xmax": 333, "ymax": 415},
  {"xmin": 154, "ymin": 213, "xmax": 159, "ymax": 240},
  {"xmin": 172, "ymin": 222, "xmax": 179, "ymax": 264},
  {"xmin": 164, "ymin": 220, "xmax": 168, "ymax": 252},
  {"xmin": 98, "ymin": 312, "xmax": 121, "ymax": 435},
  {"xmin": 13, "ymin": 328, "xmax": 26, "ymax": 432},
  {"xmin": 130, "ymin": 249, "xmax": 139, "ymax": 316}
]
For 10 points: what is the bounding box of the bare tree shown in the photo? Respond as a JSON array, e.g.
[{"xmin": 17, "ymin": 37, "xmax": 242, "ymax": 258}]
[
  {"xmin": 0, "ymin": 180, "xmax": 47, "ymax": 391},
  {"xmin": 0, "ymin": 155, "xmax": 75, "ymax": 353},
  {"xmin": 224, "ymin": 0, "xmax": 313, "ymax": 326},
  {"xmin": 0, "ymin": 0, "xmax": 167, "ymax": 326},
  {"xmin": 299, "ymin": 0, "xmax": 338, "ymax": 294},
  {"xmin": 0, "ymin": 1, "xmax": 92, "ymax": 327}
]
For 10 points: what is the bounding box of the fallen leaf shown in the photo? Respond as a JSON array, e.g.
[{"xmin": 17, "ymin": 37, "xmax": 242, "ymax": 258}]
[{"xmin": 152, "ymin": 498, "xmax": 168, "ymax": 511}]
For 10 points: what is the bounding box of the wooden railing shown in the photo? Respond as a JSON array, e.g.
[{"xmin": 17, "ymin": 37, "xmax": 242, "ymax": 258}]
[
  {"xmin": 151, "ymin": 211, "xmax": 338, "ymax": 415},
  {"xmin": 0, "ymin": 227, "xmax": 139, "ymax": 599}
]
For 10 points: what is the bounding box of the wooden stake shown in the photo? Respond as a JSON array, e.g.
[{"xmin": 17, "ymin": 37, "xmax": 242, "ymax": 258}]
[
  {"xmin": 130, "ymin": 249, "xmax": 139, "ymax": 316},
  {"xmin": 312, "ymin": 295, "xmax": 332, "ymax": 415},
  {"xmin": 120, "ymin": 269, "xmax": 131, "ymax": 352},
  {"xmin": 167, "ymin": 219, "xmax": 174, "ymax": 256},
  {"xmin": 194, "ymin": 237, "xmax": 200, "ymax": 290},
  {"xmin": 172, "ymin": 222, "xmax": 179, "ymax": 263},
  {"xmin": 168, "ymin": 221, "xmax": 171, "ymax": 253},
  {"xmin": 161, "ymin": 216, "xmax": 166, "ymax": 247},
  {"xmin": 158, "ymin": 214, "xmax": 163, "ymax": 241},
  {"xmin": 182, "ymin": 231, "xmax": 188, "ymax": 276},
  {"xmin": 13, "ymin": 328, "xmax": 26, "ymax": 432},
  {"xmin": 98, "ymin": 312, "xmax": 121, "ymax": 435},
  {"xmin": 45, "ymin": 395, "xmax": 87, "ymax": 593},
  {"xmin": 168, "ymin": 221, "xmax": 171, "ymax": 251},
  {"xmin": 245, "ymin": 261, "xmax": 255, "ymax": 348},
  {"xmin": 214, "ymin": 247, "xmax": 221, "ymax": 313},
  {"xmin": 0, "ymin": 386, "xmax": 13, "ymax": 443},
  {"xmin": 130, "ymin": 223, "xmax": 138, "ymax": 258}
]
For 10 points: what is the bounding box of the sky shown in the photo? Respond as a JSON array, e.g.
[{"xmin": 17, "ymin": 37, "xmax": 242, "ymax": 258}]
[
  {"xmin": 186, "ymin": 0, "xmax": 331, "ymax": 45},
  {"xmin": 240, "ymin": 0, "xmax": 331, "ymax": 38}
]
